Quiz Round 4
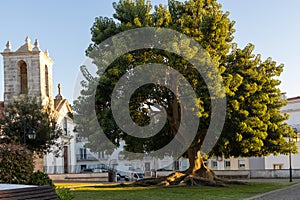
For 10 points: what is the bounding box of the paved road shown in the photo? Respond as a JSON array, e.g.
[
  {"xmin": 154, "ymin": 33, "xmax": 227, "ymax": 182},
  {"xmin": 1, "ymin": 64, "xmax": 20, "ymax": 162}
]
[{"xmin": 246, "ymin": 183, "xmax": 300, "ymax": 200}]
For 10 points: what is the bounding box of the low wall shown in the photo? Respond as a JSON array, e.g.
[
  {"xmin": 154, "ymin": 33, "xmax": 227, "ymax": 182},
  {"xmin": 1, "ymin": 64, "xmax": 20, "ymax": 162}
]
[
  {"xmin": 49, "ymin": 169, "xmax": 300, "ymax": 182},
  {"xmin": 156, "ymin": 171, "xmax": 173, "ymax": 177},
  {"xmin": 49, "ymin": 172, "xmax": 108, "ymax": 182},
  {"xmin": 214, "ymin": 170, "xmax": 250, "ymax": 179},
  {"xmin": 250, "ymin": 169, "xmax": 300, "ymax": 179},
  {"xmin": 215, "ymin": 169, "xmax": 300, "ymax": 179}
]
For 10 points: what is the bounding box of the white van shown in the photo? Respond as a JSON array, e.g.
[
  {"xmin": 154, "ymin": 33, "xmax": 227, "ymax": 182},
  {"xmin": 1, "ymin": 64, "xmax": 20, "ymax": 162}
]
[{"xmin": 131, "ymin": 172, "xmax": 144, "ymax": 181}]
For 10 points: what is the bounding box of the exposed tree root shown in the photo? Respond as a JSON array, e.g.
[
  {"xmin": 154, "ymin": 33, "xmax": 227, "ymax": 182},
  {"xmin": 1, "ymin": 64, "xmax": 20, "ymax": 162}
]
[
  {"xmin": 129, "ymin": 149, "xmax": 247, "ymax": 187},
  {"xmin": 131, "ymin": 171, "xmax": 247, "ymax": 187}
]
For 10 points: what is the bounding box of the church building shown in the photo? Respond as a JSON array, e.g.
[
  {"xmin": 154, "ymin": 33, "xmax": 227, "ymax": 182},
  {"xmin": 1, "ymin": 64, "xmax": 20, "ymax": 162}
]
[{"xmin": 0, "ymin": 37, "xmax": 77, "ymax": 173}]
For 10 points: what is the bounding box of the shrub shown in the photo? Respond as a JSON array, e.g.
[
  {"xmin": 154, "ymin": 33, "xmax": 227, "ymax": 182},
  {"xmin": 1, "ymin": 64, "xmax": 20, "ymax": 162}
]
[
  {"xmin": 55, "ymin": 187, "xmax": 74, "ymax": 200},
  {"xmin": 27, "ymin": 171, "xmax": 53, "ymax": 186},
  {"xmin": 0, "ymin": 142, "xmax": 33, "ymax": 184}
]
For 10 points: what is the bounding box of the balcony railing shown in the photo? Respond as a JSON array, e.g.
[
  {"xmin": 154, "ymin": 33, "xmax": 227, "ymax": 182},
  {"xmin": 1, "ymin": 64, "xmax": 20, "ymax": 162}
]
[{"xmin": 43, "ymin": 164, "xmax": 114, "ymax": 174}]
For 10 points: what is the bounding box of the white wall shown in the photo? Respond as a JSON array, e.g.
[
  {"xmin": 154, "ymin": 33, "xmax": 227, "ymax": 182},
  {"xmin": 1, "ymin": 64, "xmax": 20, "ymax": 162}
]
[
  {"xmin": 282, "ymin": 97, "xmax": 300, "ymax": 126},
  {"xmin": 249, "ymin": 97, "xmax": 300, "ymax": 170},
  {"xmin": 44, "ymin": 102, "xmax": 77, "ymax": 174}
]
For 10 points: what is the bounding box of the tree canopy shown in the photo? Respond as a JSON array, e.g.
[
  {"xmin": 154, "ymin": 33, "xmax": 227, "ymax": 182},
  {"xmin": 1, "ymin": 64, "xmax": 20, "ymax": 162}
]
[
  {"xmin": 0, "ymin": 96, "xmax": 63, "ymax": 155},
  {"xmin": 74, "ymin": 0, "xmax": 296, "ymax": 179}
]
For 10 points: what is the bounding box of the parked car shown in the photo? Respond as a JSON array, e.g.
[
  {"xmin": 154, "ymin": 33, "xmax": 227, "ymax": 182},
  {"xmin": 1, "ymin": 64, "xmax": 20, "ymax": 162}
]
[
  {"xmin": 92, "ymin": 167, "xmax": 110, "ymax": 173},
  {"xmin": 117, "ymin": 173, "xmax": 130, "ymax": 181},
  {"xmin": 124, "ymin": 175, "xmax": 130, "ymax": 181},
  {"xmin": 93, "ymin": 168, "xmax": 103, "ymax": 173},
  {"xmin": 80, "ymin": 168, "xmax": 94, "ymax": 173},
  {"xmin": 131, "ymin": 172, "xmax": 144, "ymax": 181},
  {"xmin": 100, "ymin": 168, "xmax": 109, "ymax": 172}
]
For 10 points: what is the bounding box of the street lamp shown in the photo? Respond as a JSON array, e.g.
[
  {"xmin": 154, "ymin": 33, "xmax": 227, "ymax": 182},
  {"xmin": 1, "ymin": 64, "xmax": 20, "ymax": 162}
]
[
  {"xmin": 23, "ymin": 117, "xmax": 36, "ymax": 144},
  {"xmin": 289, "ymin": 136, "xmax": 292, "ymax": 182},
  {"xmin": 289, "ymin": 127, "xmax": 297, "ymax": 182}
]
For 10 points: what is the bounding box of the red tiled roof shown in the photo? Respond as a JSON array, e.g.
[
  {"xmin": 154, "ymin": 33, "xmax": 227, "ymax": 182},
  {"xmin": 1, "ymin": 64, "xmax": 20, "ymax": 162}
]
[{"xmin": 287, "ymin": 96, "xmax": 300, "ymax": 101}]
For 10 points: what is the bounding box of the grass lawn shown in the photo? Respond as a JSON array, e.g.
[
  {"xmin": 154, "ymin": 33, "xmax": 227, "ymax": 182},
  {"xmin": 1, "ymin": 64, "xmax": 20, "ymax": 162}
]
[{"xmin": 56, "ymin": 181, "xmax": 296, "ymax": 200}]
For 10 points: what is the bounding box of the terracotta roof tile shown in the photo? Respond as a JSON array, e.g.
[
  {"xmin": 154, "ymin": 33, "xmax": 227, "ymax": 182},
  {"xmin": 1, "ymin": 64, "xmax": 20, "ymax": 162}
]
[{"xmin": 287, "ymin": 96, "xmax": 300, "ymax": 101}]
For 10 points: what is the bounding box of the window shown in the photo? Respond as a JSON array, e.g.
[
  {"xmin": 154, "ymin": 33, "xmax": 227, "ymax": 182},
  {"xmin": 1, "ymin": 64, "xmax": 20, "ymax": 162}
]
[
  {"xmin": 174, "ymin": 160, "xmax": 180, "ymax": 171},
  {"xmin": 211, "ymin": 161, "xmax": 218, "ymax": 168},
  {"xmin": 274, "ymin": 164, "xmax": 283, "ymax": 170},
  {"xmin": 98, "ymin": 151, "xmax": 106, "ymax": 159},
  {"xmin": 45, "ymin": 65, "xmax": 49, "ymax": 96},
  {"xmin": 145, "ymin": 162, "xmax": 150, "ymax": 171},
  {"xmin": 76, "ymin": 134, "xmax": 80, "ymax": 141},
  {"xmin": 118, "ymin": 153, "xmax": 125, "ymax": 160},
  {"xmin": 80, "ymin": 148, "xmax": 87, "ymax": 160},
  {"xmin": 63, "ymin": 117, "xmax": 68, "ymax": 135},
  {"xmin": 296, "ymin": 133, "xmax": 300, "ymax": 142},
  {"xmin": 81, "ymin": 165, "xmax": 87, "ymax": 171},
  {"xmin": 224, "ymin": 161, "xmax": 231, "ymax": 168},
  {"xmin": 18, "ymin": 60, "xmax": 28, "ymax": 94},
  {"xmin": 238, "ymin": 160, "xmax": 245, "ymax": 168}
]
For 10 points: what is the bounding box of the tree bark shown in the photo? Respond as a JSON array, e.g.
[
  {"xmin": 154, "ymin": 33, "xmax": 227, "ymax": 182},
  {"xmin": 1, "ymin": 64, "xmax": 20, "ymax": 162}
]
[
  {"xmin": 133, "ymin": 146, "xmax": 221, "ymax": 186},
  {"xmin": 186, "ymin": 145, "xmax": 216, "ymax": 180}
]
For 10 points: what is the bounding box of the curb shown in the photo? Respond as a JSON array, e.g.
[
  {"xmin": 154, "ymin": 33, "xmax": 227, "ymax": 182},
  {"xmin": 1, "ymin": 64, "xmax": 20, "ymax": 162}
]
[{"xmin": 244, "ymin": 183, "xmax": 300, "ymax": 200}]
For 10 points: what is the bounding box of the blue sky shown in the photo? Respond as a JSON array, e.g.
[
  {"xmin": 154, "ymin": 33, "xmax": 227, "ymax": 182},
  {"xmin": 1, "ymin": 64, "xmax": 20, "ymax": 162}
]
[{"xmin": 0, "ymin": 0, "xmax": 299, "ymax": 102}]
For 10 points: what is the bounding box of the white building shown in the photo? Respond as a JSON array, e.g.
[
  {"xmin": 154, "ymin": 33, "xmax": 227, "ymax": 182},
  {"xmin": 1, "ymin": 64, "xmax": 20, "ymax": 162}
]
[
  {"xmin": 249, "ymin": 95, "xmax": 300, "ymax": 170},
  {"xmin": 207, "ymin": 156, "xmax": 249, "ymax": 171},
  {"xmin": 43, "ymin": 90, "xmax": 77, "ymax": 174},
  {"xmin": 75, "ymin": 138, "xmax": 110, "ymax": 172},
  {"xmin": 1, "ymin": 37, "xmax": 77, "ymax": 174}
]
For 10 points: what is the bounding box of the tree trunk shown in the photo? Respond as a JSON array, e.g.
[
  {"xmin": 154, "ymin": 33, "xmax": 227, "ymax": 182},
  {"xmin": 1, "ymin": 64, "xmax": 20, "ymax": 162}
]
[
  {"xmin": 186, "ymin": 145, "xmax": 216, "ymax": 180},
  {"xmin": 133, "ymin": 146, "xmax": 219, "ymax": 186}
]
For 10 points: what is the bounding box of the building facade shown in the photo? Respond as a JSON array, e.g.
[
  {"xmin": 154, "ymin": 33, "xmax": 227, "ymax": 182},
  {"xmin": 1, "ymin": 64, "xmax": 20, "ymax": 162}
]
[
  {"xmin": 4, "ymin": 37, "xmax": 299, "ymax": 176},
  {"xmin": 1, "ymin": 37, "xmax": 53, "ymax": 106},
  {"xmin": 1, "ymin": 37, "xmax": 77, "ymax": 174},
  {"xmin": 249, "ymin": 95, "xmax": 300, "ymax": 170}
]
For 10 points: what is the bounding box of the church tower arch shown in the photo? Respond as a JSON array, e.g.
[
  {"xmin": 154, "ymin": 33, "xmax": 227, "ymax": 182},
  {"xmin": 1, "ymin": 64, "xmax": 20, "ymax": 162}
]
[
  {"xmin": 18, "ymin": 60, "xmax": 28, "ymax": 94},
  {"xmin": 1, "ymin": 36, "xmax": 54, "ymax": 106},
  {"xmin": 45, "ymin": 65, "xmax": 49, "ymax": 97}
]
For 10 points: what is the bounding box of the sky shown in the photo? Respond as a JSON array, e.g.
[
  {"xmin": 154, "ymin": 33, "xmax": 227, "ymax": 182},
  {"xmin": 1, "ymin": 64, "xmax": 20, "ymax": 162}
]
[{"xmin": 0, "ymin": 0, "xmax": 299, "ymax": 102}]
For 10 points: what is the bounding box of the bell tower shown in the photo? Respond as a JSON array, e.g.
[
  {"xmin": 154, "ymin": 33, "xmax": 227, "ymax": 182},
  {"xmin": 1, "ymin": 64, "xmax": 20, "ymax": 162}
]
[{"xmin": 1, "ymin": 36, "xmax": 54, "ymax": 106}]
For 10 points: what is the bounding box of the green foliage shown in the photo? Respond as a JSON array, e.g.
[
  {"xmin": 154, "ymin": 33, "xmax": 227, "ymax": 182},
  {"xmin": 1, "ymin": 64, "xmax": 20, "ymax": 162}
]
[
  {"xmin": 74, "ymin": 0, "xmax": 296, "ymax": 164},
  {"xmin": 214, "ymin": 44, "xmax": 297, "ymax": 157},
  {"xmin": 55, "ymin": 187, "xmax": 74, "ymax": 200},
  {"xmin": 0, "ymin": 95, "xmax": 63, "ymax": 155},
  {"xmin": 0, "ymin": 142, "xmax": 33, "ymax": 184},
  {"xmin": 0, "ymin": 143, "xmax": 55, "ymax": 186},
  {"xmin": 27, "ymin": 171, "xmax": 54, "ymax": 186}
]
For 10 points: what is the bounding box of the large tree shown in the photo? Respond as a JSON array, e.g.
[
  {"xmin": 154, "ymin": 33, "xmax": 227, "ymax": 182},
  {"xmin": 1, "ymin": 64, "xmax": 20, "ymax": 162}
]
[
  {"xmin": 74, "ymin": 0, "xmax": 296, "ymax": 185},
  {"xmin": 0, "ymin": 96, "xmax": 63, "ymax": 155}
]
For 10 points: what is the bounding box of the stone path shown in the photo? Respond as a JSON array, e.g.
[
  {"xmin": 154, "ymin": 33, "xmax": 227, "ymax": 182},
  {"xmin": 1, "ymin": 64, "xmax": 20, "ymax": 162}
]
[{"xmin": 245, "ymin": 183, "xmax": 300, "ymax": 200}]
